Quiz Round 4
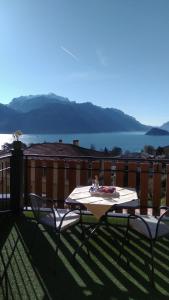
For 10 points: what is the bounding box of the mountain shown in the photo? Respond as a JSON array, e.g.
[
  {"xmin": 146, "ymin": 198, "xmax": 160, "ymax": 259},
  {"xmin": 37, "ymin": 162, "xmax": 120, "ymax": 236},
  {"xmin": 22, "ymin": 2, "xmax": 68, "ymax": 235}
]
[
  {"xmin": 0, "ymin": 94, "xmax": 150, "ymax": 133},
  {"xmin": 8, "ymin": 93, "xmax": 69, "ymax": 112},
  {"xmin": 145, "ymin": 127, "xmax": 169, "ymax": 136},
  {"xmin": 161, "ymin": 121, "xmax": 169, "ymax": 131},
  {"xmin": 0, "ymin": 104, "xmax": 21, "ymax": 132}
]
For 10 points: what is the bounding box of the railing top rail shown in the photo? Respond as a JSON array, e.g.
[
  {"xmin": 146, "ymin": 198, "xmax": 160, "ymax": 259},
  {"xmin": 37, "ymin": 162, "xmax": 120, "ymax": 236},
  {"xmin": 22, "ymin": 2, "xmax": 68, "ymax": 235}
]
[
  {"xmin": 0, "ymin": 154, "xmax": 12, "ymax": 160},
  {"xmin": 24, "ymin": 154, "xmax": 169, "ymax": 164}
]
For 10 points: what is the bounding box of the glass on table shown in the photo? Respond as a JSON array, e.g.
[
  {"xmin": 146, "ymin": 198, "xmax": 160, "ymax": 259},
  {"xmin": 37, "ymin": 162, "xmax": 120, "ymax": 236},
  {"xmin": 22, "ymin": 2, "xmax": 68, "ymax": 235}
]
[{"xmin": 90, "ymin": 175, "xmax": 99, "ymax": 192}]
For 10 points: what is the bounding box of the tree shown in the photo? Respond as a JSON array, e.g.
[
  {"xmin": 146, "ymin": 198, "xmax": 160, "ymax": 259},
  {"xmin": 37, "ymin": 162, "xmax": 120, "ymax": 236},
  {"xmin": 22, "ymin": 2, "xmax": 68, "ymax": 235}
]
[
  {"xmin": 104, "ymin": 147, "xmax": 109, "ymax": 154},
  {"xmin": 156, "ymin": 146, "xmax": 164, "ymax": 156},
  {"xmin": 13, "ymin": 130, "xmax": 22, "ymax": 141},
  {"xmin": 111, "ymin": 147, "xmax": 122, "ymax": 156},
  {"xmin": 90, "ymin": 144, "xmax": 95, "ymax": 150},
  {"xmin": 1, "ymin": 143, "xmax": 13, "ymax": 151},
  {"xmin": 1, "ymin": 141, "xmax": 27, "ymax": 151},
  {"xmin": 144, "ymin": 145, "xmax": 155, "ymax": 155}
]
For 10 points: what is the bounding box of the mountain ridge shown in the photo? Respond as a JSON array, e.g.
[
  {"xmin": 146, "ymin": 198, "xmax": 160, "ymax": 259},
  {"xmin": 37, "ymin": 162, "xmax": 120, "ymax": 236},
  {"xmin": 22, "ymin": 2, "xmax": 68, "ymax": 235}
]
[
  {"xmin": 0, "ymin": 93, "xmax": 150, "ymax": 133},
  {"xmin": 161, "ymin": 121, "xmax": 169, "ymax": 131},
  {"xmin": 8, "ymin": 93, "xmax": 69, "ymax": 112}
]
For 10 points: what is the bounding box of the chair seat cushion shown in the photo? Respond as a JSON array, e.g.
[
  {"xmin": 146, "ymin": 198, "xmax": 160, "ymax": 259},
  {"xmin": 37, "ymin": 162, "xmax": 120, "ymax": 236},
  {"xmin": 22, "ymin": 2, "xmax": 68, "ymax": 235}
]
[
  {"xmin": 107, "ymin": 212, "xmax": 129, "ymax": 218},
  {"xmin": 40, "ymin": 209, "xmax": 80, "ymax": 231},
  {"xmin": 129, "ymin": 215, "xmax": 169, "ymax": 239}
]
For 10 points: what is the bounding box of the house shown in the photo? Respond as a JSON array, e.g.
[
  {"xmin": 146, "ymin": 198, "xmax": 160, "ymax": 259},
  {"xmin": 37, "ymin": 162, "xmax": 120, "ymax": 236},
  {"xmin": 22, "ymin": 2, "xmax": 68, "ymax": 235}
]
[{"xmin": 24, "ymin": 140, "xmax": 110, "ymax": 158}]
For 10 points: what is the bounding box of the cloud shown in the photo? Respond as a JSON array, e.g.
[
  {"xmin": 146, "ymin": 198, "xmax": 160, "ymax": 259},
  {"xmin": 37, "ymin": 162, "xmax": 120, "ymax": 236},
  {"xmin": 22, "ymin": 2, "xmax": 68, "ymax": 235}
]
[{"xmin": 61, "ymin": 46, "xmax": 79, "ymax": 62}]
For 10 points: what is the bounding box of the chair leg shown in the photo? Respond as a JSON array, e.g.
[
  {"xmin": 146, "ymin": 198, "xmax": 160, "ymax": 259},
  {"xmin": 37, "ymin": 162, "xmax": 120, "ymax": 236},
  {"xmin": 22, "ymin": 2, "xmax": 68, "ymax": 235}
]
[{"xmin": 80, "ymin": 222, "xmax": 90, "ymax": 257}]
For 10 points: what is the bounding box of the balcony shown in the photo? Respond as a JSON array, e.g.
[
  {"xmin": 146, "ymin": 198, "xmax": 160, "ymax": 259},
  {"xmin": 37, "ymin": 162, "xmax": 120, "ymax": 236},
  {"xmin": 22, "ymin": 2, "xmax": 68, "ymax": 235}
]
[
  {"xmin": 0, "ymin": 149, "xmax": 169, "ymax": 298},
  {"xmin": 1, "ymin": 150, "xmax": 169, "ymax": 215}
]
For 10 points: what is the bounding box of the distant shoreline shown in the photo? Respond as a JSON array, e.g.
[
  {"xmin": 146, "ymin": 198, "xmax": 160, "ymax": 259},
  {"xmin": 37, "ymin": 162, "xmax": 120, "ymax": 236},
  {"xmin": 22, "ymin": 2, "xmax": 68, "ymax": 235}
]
[{"xmin": 1, "ymin": 131, "xmax": 169, "ymax": 153}]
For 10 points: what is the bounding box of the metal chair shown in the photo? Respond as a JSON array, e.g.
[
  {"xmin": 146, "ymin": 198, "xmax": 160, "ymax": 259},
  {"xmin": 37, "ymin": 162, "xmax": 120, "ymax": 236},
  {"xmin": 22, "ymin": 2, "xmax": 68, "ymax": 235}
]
[
  {"xmin": 105, "ymin": 171, "xmax": 140, "ymax": 226},
  {"xmin": 105, "ymin": 185, "xmax": 140, "ymax": 229},
  {"xmin": 29, "ymin": 193, "xmax": 83, "ymax": 257},
  {"xmin": 113, "ymin": 171, "xmax": 140, "ymax": 211},
  {"xmin": 119, "ymin": 206, "xmax": 169, "ymax": 284}
]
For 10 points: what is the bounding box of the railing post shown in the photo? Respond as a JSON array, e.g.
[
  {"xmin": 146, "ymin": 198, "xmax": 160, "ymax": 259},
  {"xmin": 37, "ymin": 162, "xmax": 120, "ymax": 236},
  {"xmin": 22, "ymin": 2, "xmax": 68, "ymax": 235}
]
[{"xmin": 10, "ymin": 141, "xmax": 24, "ymax": 213}]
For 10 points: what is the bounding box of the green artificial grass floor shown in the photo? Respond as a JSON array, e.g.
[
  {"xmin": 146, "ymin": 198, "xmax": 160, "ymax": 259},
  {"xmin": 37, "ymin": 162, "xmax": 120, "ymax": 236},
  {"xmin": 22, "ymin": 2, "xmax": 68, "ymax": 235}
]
[{"xmin": 0, "ymin": 212, "xmax": 169, "ymax": 300}]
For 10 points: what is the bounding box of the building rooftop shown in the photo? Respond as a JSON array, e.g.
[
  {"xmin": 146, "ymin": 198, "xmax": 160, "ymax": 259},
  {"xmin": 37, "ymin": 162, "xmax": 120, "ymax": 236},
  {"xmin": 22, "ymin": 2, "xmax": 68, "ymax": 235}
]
[{"xmin": 24, "ymin": 142, "xmax": 108, "ymax": 157}]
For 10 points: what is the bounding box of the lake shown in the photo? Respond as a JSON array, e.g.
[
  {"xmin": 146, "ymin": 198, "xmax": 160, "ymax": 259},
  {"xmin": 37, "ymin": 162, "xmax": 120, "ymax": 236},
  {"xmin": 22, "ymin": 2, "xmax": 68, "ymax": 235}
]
[{"xmin": 1, "ymin": 132, "xmax": 169, "ymax": 152}]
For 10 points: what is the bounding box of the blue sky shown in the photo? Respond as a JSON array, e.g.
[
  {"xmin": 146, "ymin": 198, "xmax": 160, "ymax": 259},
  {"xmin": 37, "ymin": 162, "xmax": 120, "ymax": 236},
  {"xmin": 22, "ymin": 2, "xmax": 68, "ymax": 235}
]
[{"xmin": 0, "ymin": 0, "xmax": 169, "ymax": 126}]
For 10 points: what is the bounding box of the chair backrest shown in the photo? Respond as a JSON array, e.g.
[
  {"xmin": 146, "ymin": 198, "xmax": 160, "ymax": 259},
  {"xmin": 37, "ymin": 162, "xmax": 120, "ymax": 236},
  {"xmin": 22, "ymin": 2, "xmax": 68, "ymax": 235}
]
[
  {"xmin": 156, "ymin": 207, "xmax": 169, "ymax": 239},
  {"xmin": 29, "ymin": 193, "xmax": 43, "ymax": 221},
  {"xmin": 29, "ymin": 193, "xmax": 54, "ymax": 223},
  {"xmin": 29, "ymin": 193, "xmax": 80, "ymax": 231}
]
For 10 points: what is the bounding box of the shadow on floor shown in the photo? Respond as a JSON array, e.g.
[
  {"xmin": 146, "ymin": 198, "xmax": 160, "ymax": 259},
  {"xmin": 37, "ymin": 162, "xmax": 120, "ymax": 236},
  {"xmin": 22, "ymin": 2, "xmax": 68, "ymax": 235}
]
[{"xmin": 1, "ymin": 213, "xmax": 169, "ymax": 300}]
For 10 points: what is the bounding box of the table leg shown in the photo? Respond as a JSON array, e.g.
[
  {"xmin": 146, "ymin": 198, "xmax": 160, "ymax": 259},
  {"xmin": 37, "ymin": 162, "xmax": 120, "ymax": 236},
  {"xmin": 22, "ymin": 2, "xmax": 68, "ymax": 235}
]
[{"xmin": 73, "ymin": 215, "xmax": 106, "ymax": 258}]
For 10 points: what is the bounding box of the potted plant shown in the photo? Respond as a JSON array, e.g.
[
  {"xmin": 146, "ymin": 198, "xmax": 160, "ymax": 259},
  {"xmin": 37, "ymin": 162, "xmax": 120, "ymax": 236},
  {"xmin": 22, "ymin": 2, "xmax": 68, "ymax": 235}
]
[{"xmin": 12, "ymin": 130, "xmax": 23, "ymax": 150}]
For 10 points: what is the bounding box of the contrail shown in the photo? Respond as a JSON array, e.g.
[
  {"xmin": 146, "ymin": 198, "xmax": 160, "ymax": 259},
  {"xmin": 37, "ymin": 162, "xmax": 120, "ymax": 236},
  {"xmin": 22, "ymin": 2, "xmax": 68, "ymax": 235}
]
[{"xmin": 61, "ymin": 46, "xmax": 79, "ymax": 61}]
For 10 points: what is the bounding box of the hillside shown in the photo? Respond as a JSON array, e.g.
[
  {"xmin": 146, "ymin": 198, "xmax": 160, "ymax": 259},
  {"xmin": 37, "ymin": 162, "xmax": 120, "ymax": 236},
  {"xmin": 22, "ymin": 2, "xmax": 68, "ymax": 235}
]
[
  {"xmin": 0, "ymin": 104, "xmax": 21, "ymax": 132},
  {"xmin": 145, "ymin": 127, "xmax": 169, "ymax": 136},
  {"xmin": 161, "ymin": 121, "xmax": 169, "ymax": 131},
  {"xmin": 0, "ymin": 94, "xmax": 150, "ymax": 133}
]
